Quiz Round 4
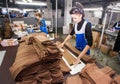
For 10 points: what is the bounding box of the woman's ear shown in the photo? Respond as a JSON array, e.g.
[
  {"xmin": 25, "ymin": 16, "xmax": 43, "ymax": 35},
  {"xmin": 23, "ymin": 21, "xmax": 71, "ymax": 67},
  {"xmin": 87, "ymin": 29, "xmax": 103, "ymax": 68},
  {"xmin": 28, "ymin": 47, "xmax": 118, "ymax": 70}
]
[{"xmin": 79, "ymin": 14, "xmax": 82, "ymax": 18}]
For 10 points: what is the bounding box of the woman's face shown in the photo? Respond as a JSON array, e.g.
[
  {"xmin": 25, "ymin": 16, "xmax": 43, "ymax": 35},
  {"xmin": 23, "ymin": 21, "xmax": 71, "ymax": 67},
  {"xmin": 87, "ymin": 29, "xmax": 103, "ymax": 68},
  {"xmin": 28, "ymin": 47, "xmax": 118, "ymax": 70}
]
[
  {"xmin": 35, "ymin": 15, "xmax": 39, "ymax": 20},
  {"xmin": 70, "ymin": 14, "xmax": 82, "ymax": 23}
]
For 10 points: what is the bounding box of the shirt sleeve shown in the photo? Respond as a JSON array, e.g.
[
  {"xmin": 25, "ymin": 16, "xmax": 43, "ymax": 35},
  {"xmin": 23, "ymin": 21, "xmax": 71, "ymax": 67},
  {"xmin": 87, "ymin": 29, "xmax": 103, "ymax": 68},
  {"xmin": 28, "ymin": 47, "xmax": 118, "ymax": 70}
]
[
  {"xmin": 112, "ymin": 22, "xmax": 117, "ymax": 27},
  {"xmin": 70, "ymin": 26, "xmax": 75, "ymax": 36},
  {"xmin": 85, "ymin": 22, "xmax": 93, "ymax": 47}
]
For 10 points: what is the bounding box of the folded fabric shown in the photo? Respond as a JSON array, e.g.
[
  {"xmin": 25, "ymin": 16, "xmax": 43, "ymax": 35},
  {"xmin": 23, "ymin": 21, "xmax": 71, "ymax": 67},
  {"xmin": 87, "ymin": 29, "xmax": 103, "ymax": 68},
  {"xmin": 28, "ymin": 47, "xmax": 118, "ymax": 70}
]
[
  {"xmin": 101, "ymin": 66, "xmax": 115, "ymax": 77},
  {"xmin": 64, "ymin": 41, "xmax": 96, "ymax": 63},
  {"xmin": 66, "ymin": 75, "xmax": 83, "ymax": 84},
  {"xmin": 114, "ymin": 75, "xmax": 120, "ymax": 84},
  {"xmin": 80, "ymin": 63, "xmax": 113, "ymax": 84}
]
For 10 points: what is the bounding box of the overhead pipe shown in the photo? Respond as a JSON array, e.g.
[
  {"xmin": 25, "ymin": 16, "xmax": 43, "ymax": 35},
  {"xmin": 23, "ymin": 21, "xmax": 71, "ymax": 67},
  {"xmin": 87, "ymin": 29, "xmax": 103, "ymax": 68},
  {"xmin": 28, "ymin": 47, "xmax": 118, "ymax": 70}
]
[
  {"xmin": 55, "ymin": 0, "xmax": 58, "ymax": 37},
  {"xmin": 6, "ymin": 0, "xmax": 12, "ymax": 24}
]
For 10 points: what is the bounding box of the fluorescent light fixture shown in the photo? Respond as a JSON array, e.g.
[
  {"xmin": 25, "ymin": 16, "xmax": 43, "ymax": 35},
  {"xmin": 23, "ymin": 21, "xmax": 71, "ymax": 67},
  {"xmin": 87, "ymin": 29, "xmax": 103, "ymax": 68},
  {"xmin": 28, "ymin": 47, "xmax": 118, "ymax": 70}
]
[
  {"xmin": 115, "ymin": 3, "xmax": 120, "ymax": 8},
  {"xmin": 23, "ymin": 0, "xmax": 32, "ymax": 3},
  {"xmin": 84, "ymin": 7, "xmax": 103, "ymax": 11},
  {"xmin": 112, "ymin": 7, "xmax": 120, "ymax": 11},
  {"xmin": 111, "ymin": 10, "xmax": 120, "ymax": 12},
  {"xmin": 23, "ymin": 9, "xmax": 34, "ymax": 11},
  {"xmin": 107, "ymin": 3, "xmax": 120, "ymax": 11},
  {"xmin": 8, "ymin": 8, "xmax": 19, "ymax": 11},
  {"xmin": 23, "ymin": 0, "xmax": 27, "ymax": 2},
  {"xmin": 94, "ymin": 11, "xmax": 102, "ymax": 18},
  {"xmin": 16, "ymin": 1, "xmax": 47, "ymax": 6}
]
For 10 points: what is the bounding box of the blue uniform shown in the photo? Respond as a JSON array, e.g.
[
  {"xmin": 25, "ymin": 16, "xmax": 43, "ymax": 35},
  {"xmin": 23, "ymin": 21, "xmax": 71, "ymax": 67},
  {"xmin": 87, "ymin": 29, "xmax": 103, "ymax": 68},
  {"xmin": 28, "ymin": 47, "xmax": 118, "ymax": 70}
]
[
  {"xmin": 75, "ymin": 21, "xmax": 90, "ymax": 55},
  {"xmin": 39, "ymin": 19, "xmax": 48, "ymax": 34},
  {"xmin": 115, "ymin": 22, "xmax": 120, "ymax": 30}
]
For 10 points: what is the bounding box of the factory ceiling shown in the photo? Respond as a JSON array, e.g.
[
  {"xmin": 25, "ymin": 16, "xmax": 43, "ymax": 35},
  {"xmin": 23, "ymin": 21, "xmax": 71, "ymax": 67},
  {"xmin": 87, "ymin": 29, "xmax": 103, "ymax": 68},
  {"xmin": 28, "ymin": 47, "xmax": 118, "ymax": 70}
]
[{"xmin": 0, "ymin": 0, "xmax": 120, "ymax": 9}]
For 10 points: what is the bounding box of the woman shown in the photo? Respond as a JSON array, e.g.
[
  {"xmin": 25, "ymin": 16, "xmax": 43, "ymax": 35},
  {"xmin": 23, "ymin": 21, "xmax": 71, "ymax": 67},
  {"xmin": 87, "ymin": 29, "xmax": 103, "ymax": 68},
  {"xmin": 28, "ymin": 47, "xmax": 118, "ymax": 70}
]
[
  {"xmin": 58, "ymin": 2, "xmax": 93, "ymax": 65},
  {"xmin": 35, "ymin": 12, "xmax": 48, "ymax": 34},
  {"xmin": 112, "ymin": 20, "xmax": 120, "ymax": 30},
  {"xmin": 113, "ymin": 21, "xmax": 120, "ymax": 52}
]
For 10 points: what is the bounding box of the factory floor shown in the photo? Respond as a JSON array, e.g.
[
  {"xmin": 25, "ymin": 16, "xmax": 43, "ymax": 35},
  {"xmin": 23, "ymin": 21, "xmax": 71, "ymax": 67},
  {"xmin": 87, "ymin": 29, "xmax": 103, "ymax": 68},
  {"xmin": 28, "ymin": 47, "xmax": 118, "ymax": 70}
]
[
  {"xmin": 56, "ymin": 28, "xmax": 120, "ymax": 74},
  {"xmin": 0, "ymin": 28, "xmax": 120, "ymax": 84}
]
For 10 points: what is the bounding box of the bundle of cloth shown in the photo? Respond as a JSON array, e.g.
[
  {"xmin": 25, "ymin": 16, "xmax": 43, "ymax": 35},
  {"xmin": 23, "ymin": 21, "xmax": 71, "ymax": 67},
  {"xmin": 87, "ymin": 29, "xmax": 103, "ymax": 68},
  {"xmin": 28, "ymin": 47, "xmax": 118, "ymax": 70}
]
[
  {"xmin": 9, "ymin": 33, "xmax": 64, "ymax": 84},
  {"xmin": 65, "ymin": 63, "xmax": 114, "ymax": 84},
  {"xmin": 80, "ymin": 63, "xmax": 113, "ymax": 84}
]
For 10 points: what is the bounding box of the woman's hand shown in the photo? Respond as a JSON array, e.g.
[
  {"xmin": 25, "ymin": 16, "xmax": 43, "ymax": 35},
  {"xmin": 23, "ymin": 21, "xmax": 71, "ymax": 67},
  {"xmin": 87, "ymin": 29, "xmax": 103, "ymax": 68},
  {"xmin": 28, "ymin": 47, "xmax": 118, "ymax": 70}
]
[{"xmin": 73, "ymin": 57, "xmax": 80, "ymax": 67}]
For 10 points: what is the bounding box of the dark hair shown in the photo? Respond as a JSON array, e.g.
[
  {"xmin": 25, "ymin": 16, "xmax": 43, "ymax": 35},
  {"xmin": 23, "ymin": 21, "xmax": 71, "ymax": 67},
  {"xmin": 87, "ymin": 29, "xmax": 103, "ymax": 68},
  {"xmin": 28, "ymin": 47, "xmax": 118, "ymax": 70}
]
[
  {"xmin": 35, "ymin": 12, "xmax": 42, "ymax": 18},
  {"xmin": 69, "ymin": 2, "xmax": 85, "ymax": 17}
]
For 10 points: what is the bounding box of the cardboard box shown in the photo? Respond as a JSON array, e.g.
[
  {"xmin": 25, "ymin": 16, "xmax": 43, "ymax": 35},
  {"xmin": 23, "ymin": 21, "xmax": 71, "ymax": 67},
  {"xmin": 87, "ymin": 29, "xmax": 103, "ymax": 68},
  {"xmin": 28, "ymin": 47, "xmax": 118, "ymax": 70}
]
[
  {"xmin": 109, "ymin": 50, "xmax": 118, "ymax": 57},
  {"xmin": 100, "ymin": 44, "xmax": 111, "ymax": 54},
  {"xmin": 92, "ymin": 31, "xmax": 100, "ymax": 48}
]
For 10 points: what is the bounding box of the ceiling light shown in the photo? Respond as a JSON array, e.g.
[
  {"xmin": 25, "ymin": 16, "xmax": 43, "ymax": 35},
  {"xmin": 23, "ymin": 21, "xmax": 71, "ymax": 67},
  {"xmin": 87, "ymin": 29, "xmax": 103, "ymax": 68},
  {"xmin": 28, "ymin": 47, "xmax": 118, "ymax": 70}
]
[
  {"xmin": 84, "ymin": 7, "xmax": 103, "ymax": 11},
  {"xmin": 23, "ymin": 0, "xmax": 32, "ymax": 3},
  {"xmin": 8, "ymin": 8, "xmax": 19, "ymax": 11},
  {"xmin": 16, "ymin": 1, "xmax": 47, "ymax": 6}
]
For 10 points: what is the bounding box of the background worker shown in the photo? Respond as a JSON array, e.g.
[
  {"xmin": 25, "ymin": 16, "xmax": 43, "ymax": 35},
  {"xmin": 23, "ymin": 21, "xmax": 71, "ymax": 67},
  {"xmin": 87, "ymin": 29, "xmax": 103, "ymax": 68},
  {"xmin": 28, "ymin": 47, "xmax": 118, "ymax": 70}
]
[{"xmin": 35, "ymin": 12, "xmax": 48, "ymax": 34}]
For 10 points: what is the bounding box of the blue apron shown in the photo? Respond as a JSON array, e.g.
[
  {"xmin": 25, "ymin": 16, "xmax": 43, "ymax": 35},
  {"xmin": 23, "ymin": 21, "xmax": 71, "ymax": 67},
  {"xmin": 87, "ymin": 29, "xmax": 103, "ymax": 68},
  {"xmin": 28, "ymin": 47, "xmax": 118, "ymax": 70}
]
[
  {"xmin": 39, "ymin": 19, "xmax": 48, "ymax": 34},
  {"xmin": 75, "ymin": 21, "xmax": 90, "ymax": 55}
]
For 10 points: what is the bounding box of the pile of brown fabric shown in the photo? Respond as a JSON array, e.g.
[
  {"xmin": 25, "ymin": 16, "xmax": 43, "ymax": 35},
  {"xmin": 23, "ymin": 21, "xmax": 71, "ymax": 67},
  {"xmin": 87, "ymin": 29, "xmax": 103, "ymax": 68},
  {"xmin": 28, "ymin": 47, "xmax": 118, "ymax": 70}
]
[
  {"xmin": 113, "ymin": 75, "xmax": 120, "ymax": 84},
  {"xmin": 101, "ymin": 66, "xmax": 116, "ymax": 77},
  {"xmin": 80, "ymin": 63, "xmax": 113, "ymax": 84},
  {"xmin": 9, "ymin": 33, "xmax": 64, "ymax": 84}
]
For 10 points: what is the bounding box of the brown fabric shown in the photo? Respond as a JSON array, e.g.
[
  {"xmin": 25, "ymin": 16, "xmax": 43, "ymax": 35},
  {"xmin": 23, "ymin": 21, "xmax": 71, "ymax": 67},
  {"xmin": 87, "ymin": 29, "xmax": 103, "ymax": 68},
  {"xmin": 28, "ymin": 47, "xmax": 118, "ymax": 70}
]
[
  {"xmin": 16, "ymin": 80, "xmax": 38, "ymax": 84},
  {"xmin": 64, "ymin": 41, "xmax": 96, "ymax": 63},
  {"xmin": 62, "ymin": 48, "xmax": 76, "ymax": 65},
  {"xmin": 66, "ymin": 75, "xmax": 83, "ymax": 84},
  {"xmin": 56, "ymin": 41, "xmax": 77, "ymax": 65},
  {"xmin": 64, "ymin": 41, "xmax": 80, "ymax": 55},
  {"xmin": 114, "ymin": 75, "xmax": 120, "ymax": 84},
  {"xmin": 56, "ymin": 41, "xmax": 96, "ymax": 64},
  {"xmin": 35, "ymin": 71, "xmax": 52, "ymax": 84},
  {"xmin": 101, "ymin": 66, "xmax": 116, "ymax": 77},
  {"xmin": 15, "ymin": 62, "xmax": 54, "ymax": 81},
  {"xmin": 51, "ymin": 71, "xmax": 64, "ymax": 84},
  {"xmin": 80, "ymin": 63, "xmax": 113, "ymax": 84},
  {"xmin": 49, "ymin": 63, "xmax": 64, "ymax": 83},
  {"xmin": 79, "ymin": 54, "xmax": 96, "ymax": 63},
  {"xmin": 9, "ymin": 35, "xmax": 64, "ymax": 84},
  {"xmin": 9, "ymin": 45, "xmax": 39, "ymax": 80},
  {"xmin": 29, "ymin": 37, "xmax": 62, "ymax": 61},
  {"xmin": 59, "ymin": 59, "xmax": 71, "ymax": 73},
  {"xmin": 29, "ymin": 37, "xmax": 49, "ymax": 59},
  {"xmin": 81, "ymin": 77, "xmax": 91, "ymax": 84},
  {"xmin": 20, "ymin": 32, "xmax": 47, "ymax": 45}
]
